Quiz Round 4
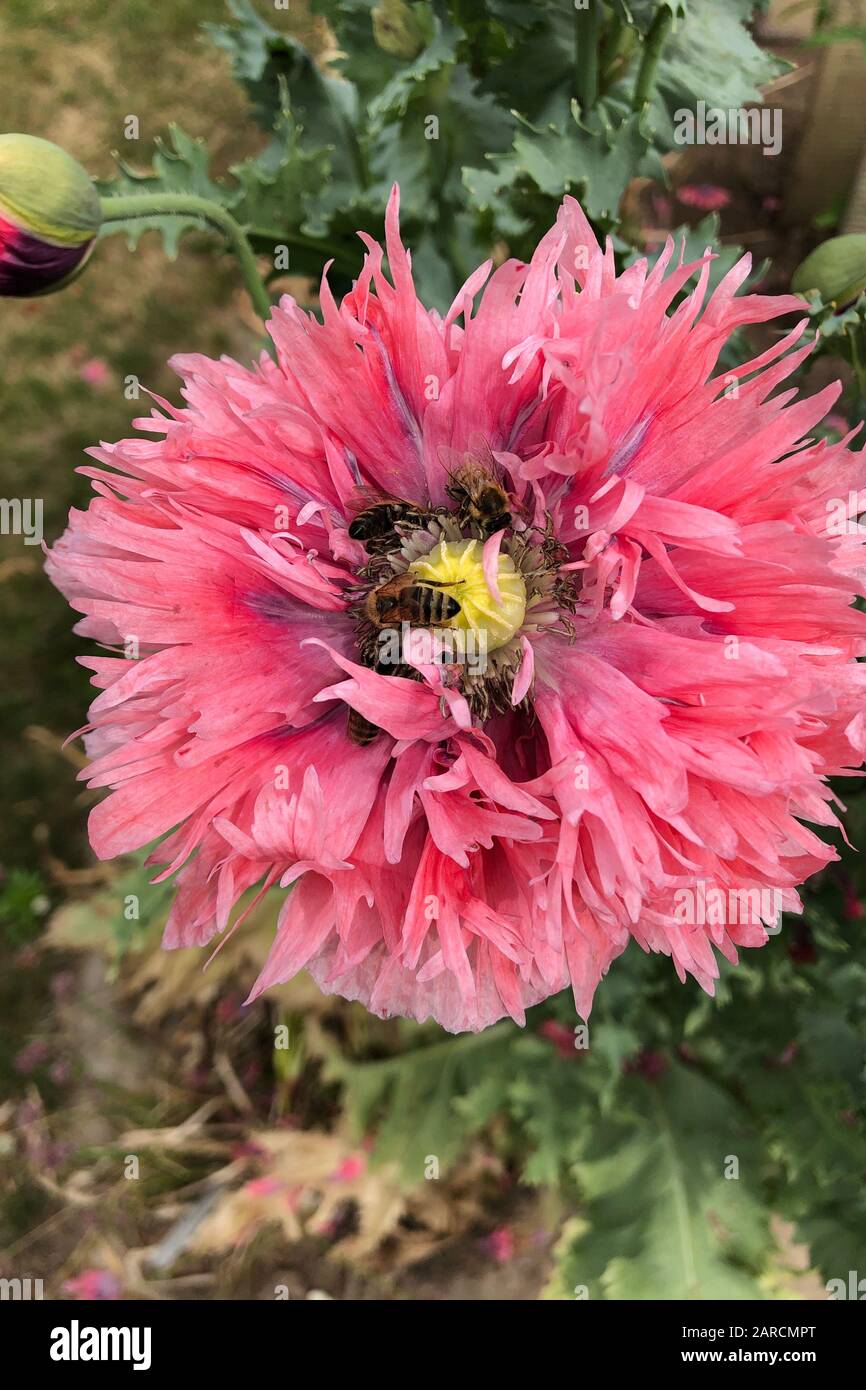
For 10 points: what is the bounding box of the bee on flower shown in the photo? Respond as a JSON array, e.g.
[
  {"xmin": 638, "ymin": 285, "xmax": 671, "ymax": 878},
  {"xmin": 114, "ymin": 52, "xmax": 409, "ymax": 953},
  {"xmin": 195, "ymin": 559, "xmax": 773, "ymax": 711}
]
[{"xmin": 47, "ymin": 186, "xmax": 866, "ymax": 1033}]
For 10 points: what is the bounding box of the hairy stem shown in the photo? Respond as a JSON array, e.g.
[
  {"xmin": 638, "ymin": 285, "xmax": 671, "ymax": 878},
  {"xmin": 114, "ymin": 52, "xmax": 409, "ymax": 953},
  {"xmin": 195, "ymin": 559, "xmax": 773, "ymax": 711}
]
[
  {"xmin": 574, "ymin": 2, "xmax": 600, "ymax": 113},
  {"xmin": 631, "ymin": 4, "xmax": 675, "ymax": 113},
  {"xmin": 99, "ymin": 193, "xmax": 272, "ymax": 323}
]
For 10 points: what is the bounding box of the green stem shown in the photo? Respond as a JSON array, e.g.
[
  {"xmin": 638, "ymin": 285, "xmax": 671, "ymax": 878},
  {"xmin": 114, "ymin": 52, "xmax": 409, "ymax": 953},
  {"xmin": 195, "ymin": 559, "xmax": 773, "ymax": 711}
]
[
  {"xmin": 847, "ymin": 322, "xmax": 866, "ymax": 402},
  {"xmin": 99, "ymin": 193, "xmax": 272, "ymax": 323},
  {"xmin": 574, "ymin": 1, "xmax": 600, "ymax": 114},
  {"xmin": 248, "ymin": 224, "xmax": 352, "ymax": 266},
  {"xmin": 631, "ymin": 4, "xmax": 675, "ymax": 113},
  {"xmin": 598, "ymin": 12, "xmax": 636, "ymax": 98},
  {"xmin": 598, "ymin": 11, "xmax": 625, "ymax": 88}
]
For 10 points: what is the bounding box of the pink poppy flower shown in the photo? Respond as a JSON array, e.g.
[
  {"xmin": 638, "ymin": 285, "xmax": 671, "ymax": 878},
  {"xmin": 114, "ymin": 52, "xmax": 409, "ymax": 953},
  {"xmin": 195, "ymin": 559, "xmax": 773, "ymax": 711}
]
[
  {"xmin": 538, "ymin": 1019, "xmax": 579, "ymax": 1059},
  {"xmin": 47, "ymin": 189, "xmax": 866, "ymax": 1033},
  {"xmin": 677, "ymin": 183, "xmax": 732, "ymax": 212},
  {"xmin": 79, "ymin": 356, "xmax": 111, "ymax": 389},
  {"xmin": 62, "ymin": 1268, "xmax": 123, "ymax": 1301},
  {"xmin": 482, "ymin": 1226, "xmax": 515, "ymax": 1264},
  {"xmin": 329, "ymin": 1153, "xmax": 366, "ymax": 1182}
]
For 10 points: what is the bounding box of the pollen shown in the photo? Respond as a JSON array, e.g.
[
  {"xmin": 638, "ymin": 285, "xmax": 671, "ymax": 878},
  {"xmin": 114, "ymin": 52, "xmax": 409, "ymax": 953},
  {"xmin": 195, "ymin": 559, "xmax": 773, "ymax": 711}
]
[{"xmin": 409, "ymin": 538, "xmax": 526, "ymax": 652}]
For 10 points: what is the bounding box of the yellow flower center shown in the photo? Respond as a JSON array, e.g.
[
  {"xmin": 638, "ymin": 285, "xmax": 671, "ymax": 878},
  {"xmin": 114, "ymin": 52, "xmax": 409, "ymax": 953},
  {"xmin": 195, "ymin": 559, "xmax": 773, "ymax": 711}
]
[{"xmin": 408, "ymin": 538, "xmax": 526, "ymax": 653}]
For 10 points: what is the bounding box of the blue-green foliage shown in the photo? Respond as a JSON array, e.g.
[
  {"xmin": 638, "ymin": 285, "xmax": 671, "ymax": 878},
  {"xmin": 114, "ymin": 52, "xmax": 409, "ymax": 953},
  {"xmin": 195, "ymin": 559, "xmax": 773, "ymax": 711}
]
[
  {"xmin": 332, "ymin": 888, "xmax": 866, "ymax": 1299},
  {"xmin": 99, "ymin": 0, "xmax": 784, "ymax": 308}
]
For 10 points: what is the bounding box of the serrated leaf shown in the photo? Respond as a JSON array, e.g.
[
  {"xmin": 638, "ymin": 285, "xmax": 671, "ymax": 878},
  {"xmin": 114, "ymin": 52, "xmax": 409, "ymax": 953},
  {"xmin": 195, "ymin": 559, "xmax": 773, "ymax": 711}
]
[
  {"xmin": 205, "ymin": 0, "xmax": 364, "ymax": 231},
  {"xmin": 367, "ymin": 13, "xmax": 461, "ymax": 124},
  {"xmin": 311, "ymin": 0, "xmax": 407, "ymax": 97},
  {"xmin": 98, "ymin": 124, "xmax": 237, "ymax": 257},
  {"xmin": 648, "ymin": 0, "xmax": 788, "ymax": 149},
  {"xmin": 45, "ymin": 858, "xmax": 174, "ymax": 962},
  {"xmin": 205, "ymin": 0, "xmax": 359, "ymax": 132},
  {"xmin": 508, "ymin": 1062, "xmax": 589, "ymax": 1186},
  {"xmin": 466, "ymin": 107, "xmax": 662, "ymax": 227},
  {"xmin": 228, "ymin": 103, "xmax": 345, "ymax": 265},
  {"xmin": 476, "ymin": 14, "xmax": 574, "ymax": 128},
  {"xmin": 329, "ymin": 1022, "xmax": 516, "ymax": 1180},
  {"xmin": 550, "ymin": 1062, "xmax": 773, "ymax": 1299},
  {"xmin": 627, "ymin": 214, "xmax": 758, "ymax": 299}
]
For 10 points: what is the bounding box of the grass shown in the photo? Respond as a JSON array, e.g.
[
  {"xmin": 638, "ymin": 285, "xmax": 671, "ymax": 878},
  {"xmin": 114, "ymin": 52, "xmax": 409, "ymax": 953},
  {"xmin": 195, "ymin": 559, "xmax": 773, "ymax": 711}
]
[
  {"xmin": 0, "ymin": 0, "xmax": 313, "ymax": 1154},
  {"xmin": 0, "ymin": 3, "xmax": 363, "ymax": 1289},
  {"xmin": 0, "ymin": 0, "xmax": 272, "ymax": 875}
]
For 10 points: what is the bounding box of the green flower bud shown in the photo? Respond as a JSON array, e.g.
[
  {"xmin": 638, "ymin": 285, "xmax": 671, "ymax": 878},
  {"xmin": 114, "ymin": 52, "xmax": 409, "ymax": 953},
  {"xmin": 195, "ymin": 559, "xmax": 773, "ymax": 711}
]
[
  {"xmin": 0, "ymin": 133, "xmax": 102, "ymax": 297},
  {"xmin": 792, "ymin": 234, "xmax": 866, "ymax": 307},
  {"xmin": 372, "ymin": 0, "xmax": 429, "ymax": 60}
]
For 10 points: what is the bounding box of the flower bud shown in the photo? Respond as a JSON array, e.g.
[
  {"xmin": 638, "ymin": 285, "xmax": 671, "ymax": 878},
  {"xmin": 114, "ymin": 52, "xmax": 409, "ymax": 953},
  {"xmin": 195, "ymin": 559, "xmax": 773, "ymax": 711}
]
[
  {"xmin": 372, "ymin": 0, "xmax": 429, "ymax": 60},
  {"xmin": 0, "ymin": 133, "xmax": 101, "ymax": 297},
  {"xmin": 792, "ymin": 233, "xmax": 866, "ymax": 307}
]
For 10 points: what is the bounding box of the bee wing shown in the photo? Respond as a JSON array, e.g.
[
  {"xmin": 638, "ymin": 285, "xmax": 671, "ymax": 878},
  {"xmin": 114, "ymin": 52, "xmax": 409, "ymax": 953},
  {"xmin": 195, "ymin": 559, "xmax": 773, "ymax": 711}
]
[
  {"xmin": 437, "ymin": 444, "xmax": 467, "ymax": 475},
  {"xmin": 346, "ymin": 485, "xmax": 436, "ymax": 516},
  {"xmin": 346, "ymin": 484, "xmax": 396, "ymax": 513},
  {"xmin": 465, "ymin": 431, "xmax": 497, "ymax": 468}
]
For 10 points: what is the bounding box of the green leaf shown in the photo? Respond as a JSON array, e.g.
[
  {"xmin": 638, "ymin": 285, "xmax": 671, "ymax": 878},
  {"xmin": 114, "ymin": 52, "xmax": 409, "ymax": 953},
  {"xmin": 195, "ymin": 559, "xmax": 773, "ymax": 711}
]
[
  {"xmin": 548, "ymin": 1062, "xmax": 774, "ymax": 1299},
  {"xmin": 466, "ymin": 105, "xmax": 663, "ymax": 228},
  {"xmin": 0, "ymin": 869, "xmax": 51, "ymax": 947},
  {"xmin": 230, "ymin": 109, "xmax": 329, "ymax": 239},
  {"xmin": 647, "ymin": 0, "xmax": 788, "ymax": 150},
  {"xmin": 503, "ymin": 1038, "xmax": 592, "ymax": 1185},
  {"xmin": 792, "ymin": 234, "xmax": 866, "ymax": 304},
  {"xmin": 205, "ymin": 0, "xmax": 359, "ymax": 133},
  {"xmin": 627, "ymin": 213, "xmax": 759, "ymax": 302},
  {"xmin": 98, "ymin": 106, "xmax": 359, "ymax": 280},
  {"xmin": 367, "ymin": 13, "xmax": 461, "ymax": 124},
  {"xmin": 328, "ymin": 1022, "xmax": 516, "ymax": 1180},
  {"xmin": 203, "ymin": 0, "xmax": 284, "ymax": 100},
  {"xmin": 205, "ymin": 0, "xmax": 365, "ymax": 232},
  {"xmin": 97, "ymin": 124, "xmax": 235, "ymax": 257},
  {"xmin": 46, "ymin": 856, "xmax": 173, "ymax": 964},
  {"xmin": 311, "ymin": 0, "xmax": 408, "ymax": 98},
  {"xmin": 473, "ymin": 5, "xmax": 575, "ymax": 127}
]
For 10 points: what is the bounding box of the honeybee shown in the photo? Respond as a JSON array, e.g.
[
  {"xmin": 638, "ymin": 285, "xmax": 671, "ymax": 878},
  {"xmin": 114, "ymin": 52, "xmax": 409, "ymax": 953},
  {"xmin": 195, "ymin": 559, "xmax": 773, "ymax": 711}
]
[
  {"xmin": 346, "ymin": 654, "xmax": 425, "ymax": 746},
  {"xmin": 348, "ymin": 493, "xmax": 433, "ymax": 555},
  {"xmin": 364, "ymin": 572, "xmax": 462, "ymax": 627},
  {"xmin": 346, "ymin": 576, "xmax": 462, "ymax": 745},
  {"xmin": 446, "ymin": 463, "xmax": 512, "ymax": 537},
  {"xmin": 346, "ymin": 706, "xmax": 385, "ymax": 746}
]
